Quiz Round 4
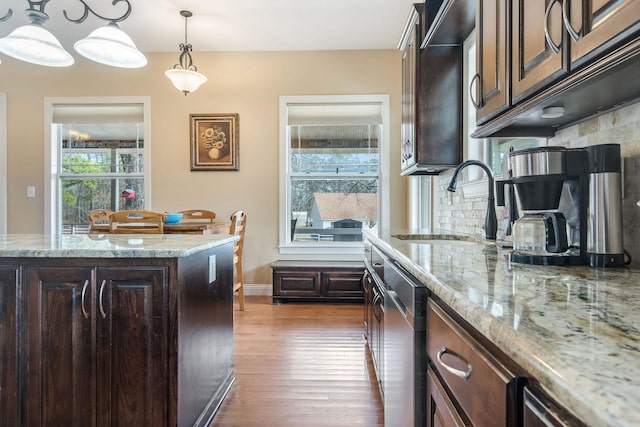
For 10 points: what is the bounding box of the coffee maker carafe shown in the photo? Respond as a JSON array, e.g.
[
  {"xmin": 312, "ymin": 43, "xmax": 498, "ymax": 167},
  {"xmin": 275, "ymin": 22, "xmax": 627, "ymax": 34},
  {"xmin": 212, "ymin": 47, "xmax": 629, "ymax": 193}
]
[{"xmin": 497, "ymin": 144, "xmax": 627, "ymax": 267}]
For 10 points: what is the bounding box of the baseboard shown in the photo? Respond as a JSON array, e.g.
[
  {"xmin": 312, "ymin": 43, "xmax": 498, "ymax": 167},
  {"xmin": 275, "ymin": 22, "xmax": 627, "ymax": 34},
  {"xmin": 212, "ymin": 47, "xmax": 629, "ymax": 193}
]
[{"xmin": 244, "ymin": 283, "xmax": 272, "ymax": 296}]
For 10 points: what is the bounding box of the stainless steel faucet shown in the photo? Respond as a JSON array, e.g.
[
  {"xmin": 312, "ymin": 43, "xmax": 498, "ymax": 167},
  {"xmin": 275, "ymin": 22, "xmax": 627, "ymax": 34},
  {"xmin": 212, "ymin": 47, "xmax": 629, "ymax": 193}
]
[{"xmin": 447, "ymin": 160, "xmax": 497, "ymax": 240}]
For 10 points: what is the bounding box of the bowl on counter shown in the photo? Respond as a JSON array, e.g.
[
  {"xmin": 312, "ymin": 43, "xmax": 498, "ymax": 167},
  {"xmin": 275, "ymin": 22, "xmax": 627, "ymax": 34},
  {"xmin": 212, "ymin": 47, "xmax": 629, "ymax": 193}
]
[{"xmin": 164, "ymin": 213, "xmax": 183, "ymax": 224}]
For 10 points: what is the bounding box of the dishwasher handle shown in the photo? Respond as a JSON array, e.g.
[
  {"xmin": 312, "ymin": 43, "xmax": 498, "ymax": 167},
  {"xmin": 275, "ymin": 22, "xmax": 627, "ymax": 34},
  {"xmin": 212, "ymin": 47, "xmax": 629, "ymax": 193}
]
[{"xmin": 387, "ymin": 289, "xmax": 408, "ymax": 321}]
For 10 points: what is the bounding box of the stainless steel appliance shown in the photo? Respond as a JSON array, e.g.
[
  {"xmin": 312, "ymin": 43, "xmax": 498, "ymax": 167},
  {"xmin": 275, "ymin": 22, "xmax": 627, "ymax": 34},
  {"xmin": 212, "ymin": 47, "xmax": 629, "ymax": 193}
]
[
  {"xmin": 383, "ymin": 257, "xmax": 428, "ymax": 427},
  {"xmin": 497, "ymin": 143, "xmax": 630, "ymax": 267}
]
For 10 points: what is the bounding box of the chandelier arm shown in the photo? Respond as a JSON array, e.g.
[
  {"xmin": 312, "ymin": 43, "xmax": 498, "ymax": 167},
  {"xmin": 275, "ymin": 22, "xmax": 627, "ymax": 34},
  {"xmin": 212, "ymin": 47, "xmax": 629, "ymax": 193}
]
[
  {"xmin": 64, "ymin": 0, "xmax": 132, "ymax": 24},
  {"xmin": 0, "ymin": 8, "xmax": 11, "ymax": 22}
]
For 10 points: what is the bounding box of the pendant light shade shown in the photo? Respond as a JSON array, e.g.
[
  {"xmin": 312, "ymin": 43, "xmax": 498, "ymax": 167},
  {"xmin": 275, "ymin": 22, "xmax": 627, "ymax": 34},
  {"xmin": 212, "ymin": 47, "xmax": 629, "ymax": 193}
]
[
  {"xmin": 165, "ymin": 10, "xmax": 207, "ymax": 95},
  {"xmin": 165, "ymin": 68, "xmax": 208, "ymax": 95},
  {"xmin": 0, "ymin": 23, "xmax": 74, "ymax": 67},
  {"xmin": 74, "ymin": 22, "xmax": 147, "ymax": 68}
]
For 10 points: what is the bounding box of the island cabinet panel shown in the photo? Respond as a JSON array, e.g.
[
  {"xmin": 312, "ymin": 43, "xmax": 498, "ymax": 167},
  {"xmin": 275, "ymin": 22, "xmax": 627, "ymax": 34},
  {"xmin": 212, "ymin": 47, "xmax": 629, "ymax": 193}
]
[
  {"xmin": 426, "ymin": 366, "xmax": 468, "ymax": 427},
  {"xmin": 0, "ymin": 266, "xmax": 20, "ymax": 427},
  {"xmin": 4, "ymin": 240, "xmax": 234, "ymax": 427},
  {"xmin": 23, "ymin": 267, "xmax": 96, "ymax": 427},
  {"xmin": 95, "ymin": 267, "xmax": 168, "ymax": 427}
]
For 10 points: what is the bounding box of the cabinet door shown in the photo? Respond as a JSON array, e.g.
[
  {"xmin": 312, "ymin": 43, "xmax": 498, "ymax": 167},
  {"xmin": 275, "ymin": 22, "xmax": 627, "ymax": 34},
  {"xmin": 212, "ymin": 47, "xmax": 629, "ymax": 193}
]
[
  {"xmin": 0, "ymin": 266, "xmax": 20, "ymax": 427},
  {"xmin": 95, "ymin": 267, "xmax": 168, "ymax": 427},
  {"xmin": 23, "ymin": 267, "xmax": 95, "ymax": 427},
  {"xmin": 363, "ymin": 269, "xmax": 373, "ymax": 339},
  {"xmin": 475, "ymin": 0, "xmax": 510, "ymax": 124},
  {"xmin": 321, "ymin": 270, "xmax": 363, "ymax": 299},
  {"xmin": 273, "ymin": 269, "xmax": 321, "ymax": 299},
  {"xmin": 401, "ymin": 7, "xmax": 419, "ymax": 171},
  {"xmin": 512, "ymin": 0, "xmax": 569, "ymax": 102},
  {"xmin": 568, "ymin": 0, "xmax": 640, "ymax": 68},
  {"xmin": 426, "ymin": 367, "xmax": 467, "ymax": 427}
]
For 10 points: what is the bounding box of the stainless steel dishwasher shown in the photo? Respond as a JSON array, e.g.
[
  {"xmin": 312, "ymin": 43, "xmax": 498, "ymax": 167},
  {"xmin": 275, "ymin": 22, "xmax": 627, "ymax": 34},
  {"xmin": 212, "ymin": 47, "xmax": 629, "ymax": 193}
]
[{"xmin": 383, "ymin": 257, "xmax": 429, "ymax": 427}]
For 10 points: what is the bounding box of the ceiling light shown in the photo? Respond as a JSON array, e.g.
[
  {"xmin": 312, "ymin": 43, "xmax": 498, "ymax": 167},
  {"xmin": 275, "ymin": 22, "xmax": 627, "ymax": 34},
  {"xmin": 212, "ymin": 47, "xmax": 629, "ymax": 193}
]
[
  {"xmin": 0, "ymin": 7, "xmax": 74, "ymax": 67},
  {"xmin": 74, "ymin": 22, "xmax": 147, "ymax": 68},
  {"xmin": 541, "ymin": 106, "xmax": 565, "ymax": 119},
  {"xmin": 165, "ymin": 10, "xmax": 207, "ymax": 96},
  {"xmin": 0, "ymin": 0, "xmax": 145, "ymax": 69}
]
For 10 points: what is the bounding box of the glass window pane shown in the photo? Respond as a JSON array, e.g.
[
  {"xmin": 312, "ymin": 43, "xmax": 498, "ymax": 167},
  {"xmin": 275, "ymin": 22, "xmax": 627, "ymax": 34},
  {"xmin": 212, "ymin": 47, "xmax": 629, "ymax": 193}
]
[
  {"xmin": 290, "ymin": 125, "xmax": 379, "ymax": 175},
  {"xmin": 61, "ymin": 177, "xmax": 145, "ymax": 233},
  {"xmin": 290, "ymin": 178, "xmax": 378, "ymax": 243}
]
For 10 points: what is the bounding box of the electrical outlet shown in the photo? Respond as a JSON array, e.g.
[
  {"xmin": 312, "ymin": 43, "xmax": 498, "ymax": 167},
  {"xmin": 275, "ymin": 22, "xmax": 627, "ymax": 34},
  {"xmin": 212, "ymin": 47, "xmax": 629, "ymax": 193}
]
[
  {"xmin": 27, "ymin": 186, "xmax": 36, "ymax": 198},
  {"xmin": 208, "ymin": 254, "xmax": 216, "ymax": 283}
]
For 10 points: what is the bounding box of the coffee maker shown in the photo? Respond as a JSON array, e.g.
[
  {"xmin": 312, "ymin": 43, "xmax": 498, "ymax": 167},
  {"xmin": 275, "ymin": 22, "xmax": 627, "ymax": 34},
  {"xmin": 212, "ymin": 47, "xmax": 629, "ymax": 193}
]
[{"xmin": 496, "ymin": 143, "xmax": 627, "ymax": 267}]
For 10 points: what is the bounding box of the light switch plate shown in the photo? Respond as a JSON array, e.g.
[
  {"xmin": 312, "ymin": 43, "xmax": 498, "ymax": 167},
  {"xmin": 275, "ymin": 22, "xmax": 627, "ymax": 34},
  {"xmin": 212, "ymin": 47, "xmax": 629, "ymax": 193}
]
[
  {"xmin": 208, "ymin": 254, "xmax": 216, "ymax": 283},
  {"xmin": 27, "ymin": 186, "xmax": 36, "ymax": 198}
]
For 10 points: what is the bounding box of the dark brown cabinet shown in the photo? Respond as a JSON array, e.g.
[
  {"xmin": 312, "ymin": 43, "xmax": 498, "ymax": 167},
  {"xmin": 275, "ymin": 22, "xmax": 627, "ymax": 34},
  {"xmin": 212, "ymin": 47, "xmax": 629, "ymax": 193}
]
[
  {"xmin": 0, "ymin": 266, "xmax": 20, "ymax": 427},
  {"xmin": 475, "ymin": 0, "xmax": 640, "ymax": 137},
  {"xmin": 474, "ymin": 0, "xmax": 510, "ymax": 123},
  {"xmin": 523, "ymin": 386, "xmax": 581, "ymax": 426},
  {"xmin": 567, "ymin": 0, "xmax": 640, "ymax": 68},
  {"xmin": 2, "ymin": 242, "xmax": 234, "ymax": 427},
  {"xmin": 427, "ymin": 299, "xmax": 522, "ymax": 427},
  {"xmin": 511, "ymin": 0, "xmax": 568, "ymax": 102},
  {"xmin": 426, "ymin": 367, "xmax": 467, "ymax": 427},
  {"xmin": 23, "ymin": 266, "xmax": 168, "ymax": 426},
  {"xmin": 399, "ymin": 2, "xmax": 466, "ymax": 175},
  {"xmin": 271, "ymin": 261, "xmax": 364, "ymax": 303}
]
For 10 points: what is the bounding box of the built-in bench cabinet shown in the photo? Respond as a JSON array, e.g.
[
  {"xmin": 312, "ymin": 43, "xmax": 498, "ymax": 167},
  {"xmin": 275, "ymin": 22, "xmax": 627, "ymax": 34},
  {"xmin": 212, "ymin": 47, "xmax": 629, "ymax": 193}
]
[{"xmin": 271, "ymin": 261, "xmax": 364, "ymax": 304}]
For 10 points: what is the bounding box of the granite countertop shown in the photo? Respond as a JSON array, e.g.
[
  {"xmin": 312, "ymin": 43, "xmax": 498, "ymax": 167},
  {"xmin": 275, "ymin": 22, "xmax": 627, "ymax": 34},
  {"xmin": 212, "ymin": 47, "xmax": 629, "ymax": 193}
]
[
  {"xmin": 0, "ymin": 234, "xmax": 239, "ymax": 258},
  {"xmin": 366, "ymin": 230, "xmax": 640, "ymax": 427}
]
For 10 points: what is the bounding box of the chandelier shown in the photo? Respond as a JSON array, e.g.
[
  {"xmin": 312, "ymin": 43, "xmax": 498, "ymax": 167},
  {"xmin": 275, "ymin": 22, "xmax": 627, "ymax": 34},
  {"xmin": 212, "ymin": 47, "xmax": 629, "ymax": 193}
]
[
  {"xmin": 0, "ymin": 0, "xmax": 146, "ymax": 68},
  {"xmin": 165, "ymin": 10, "xmax": 207, "ymax": 96}
]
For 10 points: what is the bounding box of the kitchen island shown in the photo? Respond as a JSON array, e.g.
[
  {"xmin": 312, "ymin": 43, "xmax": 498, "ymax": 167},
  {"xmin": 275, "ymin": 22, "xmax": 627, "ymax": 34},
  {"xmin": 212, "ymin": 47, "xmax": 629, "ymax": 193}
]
[
  {"xmin": 0, "ymin": 233, "xmax": 238, "ymax": 427},
  {"xmin": 366, "ymin": 230, "xmax": 640, "ymax": 427}
]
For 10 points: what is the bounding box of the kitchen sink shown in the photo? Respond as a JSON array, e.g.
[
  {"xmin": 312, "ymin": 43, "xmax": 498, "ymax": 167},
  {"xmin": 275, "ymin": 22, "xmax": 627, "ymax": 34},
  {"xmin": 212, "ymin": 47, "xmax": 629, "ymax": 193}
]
[{"xmin": 392, "ymin": 233, "xmax": 480, "ymax": 245}]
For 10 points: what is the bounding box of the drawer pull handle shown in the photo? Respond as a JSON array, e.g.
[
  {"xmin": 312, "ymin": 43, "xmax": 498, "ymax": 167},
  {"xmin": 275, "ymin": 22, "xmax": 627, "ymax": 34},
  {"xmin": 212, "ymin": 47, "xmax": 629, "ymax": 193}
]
[
  {"xmin": 80, "ymin": 279, "xmax": 89, "ymax": 319},
  {"xmin": 98, "ymin": 279, "xmax": 107, "ymax": 319},
  {"xmin": 436, "ymin": 346, "xmax": 473, "ymax": 380}
]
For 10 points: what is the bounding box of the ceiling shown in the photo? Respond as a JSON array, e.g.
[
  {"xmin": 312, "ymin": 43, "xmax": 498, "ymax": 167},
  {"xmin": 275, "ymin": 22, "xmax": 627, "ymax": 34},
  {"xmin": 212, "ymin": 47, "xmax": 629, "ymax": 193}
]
[{"xmin": 1, "ymin": 0, "xmax": 419, "ymax": 53}]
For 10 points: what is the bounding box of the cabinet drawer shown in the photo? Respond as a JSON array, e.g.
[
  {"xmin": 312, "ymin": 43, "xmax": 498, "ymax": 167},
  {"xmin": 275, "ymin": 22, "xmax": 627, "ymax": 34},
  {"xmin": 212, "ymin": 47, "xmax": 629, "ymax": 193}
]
[{"xmin": 427, "ymin": 299, "xmax": 518, "ymax": 427}]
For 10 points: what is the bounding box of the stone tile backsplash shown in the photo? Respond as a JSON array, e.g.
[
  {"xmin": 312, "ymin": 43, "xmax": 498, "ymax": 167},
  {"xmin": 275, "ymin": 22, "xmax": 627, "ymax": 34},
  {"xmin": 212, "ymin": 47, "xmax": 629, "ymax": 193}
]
[{"xmin": 436, "ymin": 100, "xmax": 640, "ymax": 263}]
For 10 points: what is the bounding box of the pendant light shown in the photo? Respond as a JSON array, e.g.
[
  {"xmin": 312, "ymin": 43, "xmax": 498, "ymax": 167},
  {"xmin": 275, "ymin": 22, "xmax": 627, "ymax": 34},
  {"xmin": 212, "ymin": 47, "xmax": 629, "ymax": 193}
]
[
  {"xmin": 0, "ymin": 4, "xmax": 74, "ymax": 67},
  {"xmin": 0, "ymin": 0, "xmax": 145, "ymax": 69},
  {"xmin": 74, "ymin": 22, "xmax": 147, "ymax": 68},
  {"xmin": 165, "ymin": 10, "xmax": 207, "ymax": 95}
]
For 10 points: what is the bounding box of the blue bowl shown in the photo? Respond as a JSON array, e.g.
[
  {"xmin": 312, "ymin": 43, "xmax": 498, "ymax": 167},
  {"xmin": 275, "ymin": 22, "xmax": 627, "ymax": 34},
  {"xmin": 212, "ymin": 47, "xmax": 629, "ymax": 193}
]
[{"xmin": 164, "ymin": 213, "xmax": 183, "ymax": 224}]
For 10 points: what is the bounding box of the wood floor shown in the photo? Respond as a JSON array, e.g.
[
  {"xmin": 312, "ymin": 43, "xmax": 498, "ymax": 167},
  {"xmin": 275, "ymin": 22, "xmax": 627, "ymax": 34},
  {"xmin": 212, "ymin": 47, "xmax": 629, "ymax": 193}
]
[{"xmin": 210, "ymin": 296, "xmax": 384, "ymax": 427}]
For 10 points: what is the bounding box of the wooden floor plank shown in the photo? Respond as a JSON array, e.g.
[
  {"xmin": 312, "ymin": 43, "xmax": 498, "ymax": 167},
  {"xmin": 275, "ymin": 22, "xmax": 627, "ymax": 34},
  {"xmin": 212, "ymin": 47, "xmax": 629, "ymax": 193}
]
[{"xmin": 210, "ymin": 296, "xmax": 383, "ymax": 426}]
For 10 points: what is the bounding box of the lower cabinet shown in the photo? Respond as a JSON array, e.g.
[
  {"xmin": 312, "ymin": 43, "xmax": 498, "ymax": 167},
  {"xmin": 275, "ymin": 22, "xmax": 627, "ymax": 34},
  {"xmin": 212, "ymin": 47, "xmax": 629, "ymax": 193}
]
[
  {"xmin": 426, "ymin": 366, "xmax": 467, "ymax": 427},
  {"xmin": 523, "ymin": 386, "xmax": 581, "ymax": 427},
  {"xmin": 0, "ymin": 266, "xmax": 20, "ymax": 426},
  {"xmin": 22, "ymin": 266, "xmax": 168, "ymax": 426},
  {"xmin": 271, "ymin": 261, "xmax": 364, "ymax": 303},
  {"xmin": 426, "ymin": 298, "xmax": 523, "ymax": 427},
  {"xmin": 1, "ymin": 243, "xmax": 234, "ymax": 427}
]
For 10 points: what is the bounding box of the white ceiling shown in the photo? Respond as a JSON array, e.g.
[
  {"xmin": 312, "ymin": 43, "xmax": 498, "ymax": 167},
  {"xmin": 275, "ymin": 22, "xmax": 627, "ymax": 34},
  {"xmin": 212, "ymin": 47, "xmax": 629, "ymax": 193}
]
[{"xmin": 1, "ymin": 0, "xmax": 419, "ymax": 53}]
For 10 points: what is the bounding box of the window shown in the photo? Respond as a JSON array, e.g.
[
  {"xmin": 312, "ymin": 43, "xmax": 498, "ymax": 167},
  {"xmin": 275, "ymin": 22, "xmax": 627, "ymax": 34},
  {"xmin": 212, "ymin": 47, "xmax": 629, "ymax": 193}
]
[
  {"xmin": 45, "ymin": 98, "xmax": 151, "ymax": 235},
  {"xmin": 279, "ymin": 95, "xmax": 389, "ymax": 255},
  {"xmin": 0, "ymin": 93, "xmax": 6, "ymax": 234}
]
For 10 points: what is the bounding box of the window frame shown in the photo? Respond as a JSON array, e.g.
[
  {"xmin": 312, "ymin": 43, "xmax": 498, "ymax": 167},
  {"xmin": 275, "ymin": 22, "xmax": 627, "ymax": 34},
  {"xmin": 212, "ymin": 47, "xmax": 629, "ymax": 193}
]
[
  {"xmin": 278, "ymin": 94, "xmax": 390, "ymax": 255},
  {"xmin": 44, "ymin": 96, "xmax": 151, "ymax": 235},
  {"xmin": 0, "ymin": 93, "xmax": 6, "ymax": 234}
]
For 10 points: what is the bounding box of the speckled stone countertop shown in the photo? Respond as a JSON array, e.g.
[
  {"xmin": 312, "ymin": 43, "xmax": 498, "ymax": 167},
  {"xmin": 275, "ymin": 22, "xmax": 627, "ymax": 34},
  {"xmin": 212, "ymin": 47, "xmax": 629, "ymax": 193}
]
[
  {"xmin": 366, "ymin": 230, "xmax": 640, "ymax": 427},
  {"xmin": 0, "ymin": 234, "xmax": 238, "ymax": 258}
]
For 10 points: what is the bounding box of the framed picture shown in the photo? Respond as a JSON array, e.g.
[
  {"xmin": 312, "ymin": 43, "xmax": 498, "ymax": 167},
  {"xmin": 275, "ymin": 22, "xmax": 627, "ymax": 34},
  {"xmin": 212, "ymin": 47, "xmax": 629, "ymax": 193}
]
[{"xmin": 190, "ymin": 113, "xmax": 239, "ymax": 171}]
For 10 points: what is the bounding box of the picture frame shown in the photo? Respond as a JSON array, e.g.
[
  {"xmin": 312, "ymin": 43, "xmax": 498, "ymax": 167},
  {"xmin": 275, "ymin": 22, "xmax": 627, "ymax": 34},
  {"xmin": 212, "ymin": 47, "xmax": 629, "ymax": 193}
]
[{"xmin": 190, "ymin": 113, "xmax": 239, "ymax": 171}]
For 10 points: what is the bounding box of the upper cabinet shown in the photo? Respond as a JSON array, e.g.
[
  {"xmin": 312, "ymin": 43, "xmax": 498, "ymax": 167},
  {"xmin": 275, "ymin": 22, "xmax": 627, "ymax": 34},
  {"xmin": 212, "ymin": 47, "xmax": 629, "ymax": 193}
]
[
  {"xmin": 474, "ymin": 0, "xmax": 640, "ymax": 137},
  {"xmin": 399, "ymin": 1, "xmax": 474, "ymax": 175}
]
